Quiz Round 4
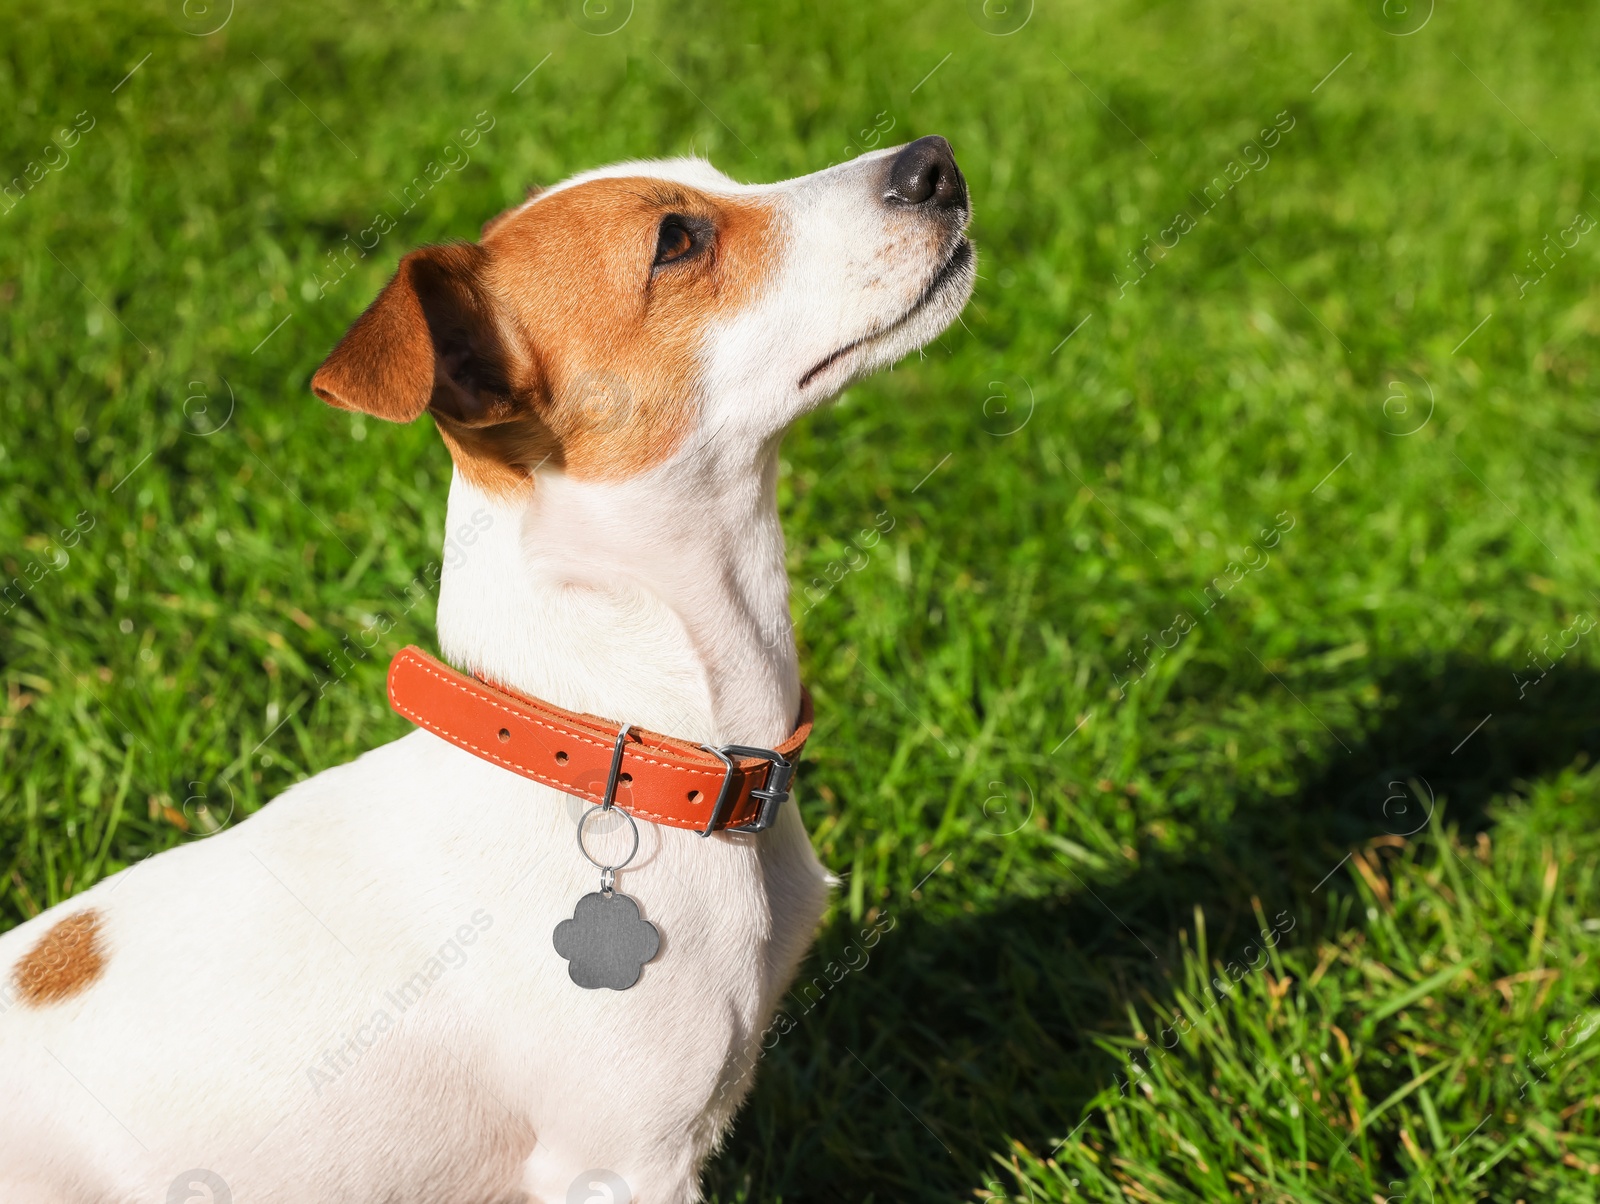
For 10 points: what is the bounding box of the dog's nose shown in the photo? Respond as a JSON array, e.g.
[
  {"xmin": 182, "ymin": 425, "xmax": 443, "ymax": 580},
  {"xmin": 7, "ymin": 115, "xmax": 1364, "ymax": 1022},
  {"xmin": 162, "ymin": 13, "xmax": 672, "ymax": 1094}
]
[{"xmin": 884, "ymin": 135, "xmax": 967, "ymax": 212}]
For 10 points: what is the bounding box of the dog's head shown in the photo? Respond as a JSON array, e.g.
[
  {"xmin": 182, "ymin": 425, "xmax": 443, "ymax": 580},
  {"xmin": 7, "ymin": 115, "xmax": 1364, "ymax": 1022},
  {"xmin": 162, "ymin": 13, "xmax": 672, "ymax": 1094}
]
[{"xmin": 312, "ymin": 137, "xmax": 974, "ymax": 493}]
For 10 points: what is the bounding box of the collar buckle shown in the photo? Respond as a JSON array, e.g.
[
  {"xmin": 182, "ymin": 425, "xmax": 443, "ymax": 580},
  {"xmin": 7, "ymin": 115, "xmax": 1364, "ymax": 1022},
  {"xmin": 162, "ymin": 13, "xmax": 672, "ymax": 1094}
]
[{"xmin": 699, "ymin": 744, "xmax": 796, "ymax": 836}]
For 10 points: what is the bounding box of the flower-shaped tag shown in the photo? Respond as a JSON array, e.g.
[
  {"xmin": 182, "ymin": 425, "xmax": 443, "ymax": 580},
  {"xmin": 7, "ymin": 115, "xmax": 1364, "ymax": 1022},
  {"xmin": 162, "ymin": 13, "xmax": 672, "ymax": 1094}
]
[{"xmin": 553, "ymin": 891, "xmax": 661, "ymax": 991}]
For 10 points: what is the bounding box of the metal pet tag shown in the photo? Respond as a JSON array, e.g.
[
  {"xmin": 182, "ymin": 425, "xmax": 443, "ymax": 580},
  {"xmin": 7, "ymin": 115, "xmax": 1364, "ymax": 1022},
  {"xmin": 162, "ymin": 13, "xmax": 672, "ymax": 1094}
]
[
  {"xmin": 554, "ymin": 886, "xmax": 660, "ymax": 991},
  {"xmin": 554, "ymin": 797, "xmax": 659, "ymax": 991}
]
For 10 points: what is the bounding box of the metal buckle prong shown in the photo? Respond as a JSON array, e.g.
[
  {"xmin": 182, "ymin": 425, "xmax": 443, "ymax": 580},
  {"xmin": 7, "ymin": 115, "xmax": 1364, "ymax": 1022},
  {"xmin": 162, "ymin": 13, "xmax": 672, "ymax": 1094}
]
[
  {"xmin": 698, "ymin": 744, "xmax": 794, "ymax": 837},
  {"xmin": 600, "ymin": 723, "xmax": 633, "ymax": 811}
]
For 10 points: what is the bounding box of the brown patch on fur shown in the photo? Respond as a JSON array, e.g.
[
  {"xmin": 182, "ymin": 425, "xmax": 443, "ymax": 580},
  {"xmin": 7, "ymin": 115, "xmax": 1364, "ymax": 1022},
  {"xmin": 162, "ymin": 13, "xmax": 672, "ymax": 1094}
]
[
  {"xmin": 479, "ymin": 185, "xmax": 544, "ymax": 240},
  {"xmin": 312, "ymin": 175, "xmax": 781, "ymax": 496},
  {"xmin": 13, "ymin": 909, "xmax": 105, "ymax": 1005}
]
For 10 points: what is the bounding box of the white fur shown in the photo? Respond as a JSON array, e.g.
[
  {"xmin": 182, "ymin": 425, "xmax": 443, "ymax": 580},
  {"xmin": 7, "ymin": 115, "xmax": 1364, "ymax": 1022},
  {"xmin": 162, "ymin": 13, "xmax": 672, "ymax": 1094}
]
[{"xmin": 0, "ymin": 148, "xmax": 973, "ymax": 1204}]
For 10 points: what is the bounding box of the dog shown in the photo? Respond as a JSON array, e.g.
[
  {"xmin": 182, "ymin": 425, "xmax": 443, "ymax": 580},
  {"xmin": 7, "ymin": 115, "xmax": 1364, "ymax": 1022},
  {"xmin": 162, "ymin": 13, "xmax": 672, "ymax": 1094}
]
[{"xmin": 0, "ymin": 136, "xmax": 974, "ymax": 1203}]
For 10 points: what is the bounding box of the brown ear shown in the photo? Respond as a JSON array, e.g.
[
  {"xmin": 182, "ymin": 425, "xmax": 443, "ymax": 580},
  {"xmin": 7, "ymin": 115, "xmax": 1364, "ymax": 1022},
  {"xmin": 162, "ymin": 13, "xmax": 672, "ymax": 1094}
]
[{"xmin": 311, "ymin": 242, "xmax": 525, "ymax": 426}]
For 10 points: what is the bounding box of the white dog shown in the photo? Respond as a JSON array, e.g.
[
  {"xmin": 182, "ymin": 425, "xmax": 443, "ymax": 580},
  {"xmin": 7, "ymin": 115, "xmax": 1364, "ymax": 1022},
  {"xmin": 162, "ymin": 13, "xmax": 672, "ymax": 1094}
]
[{"xmin": 0, "ymin": 137, "xmax": 973, "ymax": 1204}]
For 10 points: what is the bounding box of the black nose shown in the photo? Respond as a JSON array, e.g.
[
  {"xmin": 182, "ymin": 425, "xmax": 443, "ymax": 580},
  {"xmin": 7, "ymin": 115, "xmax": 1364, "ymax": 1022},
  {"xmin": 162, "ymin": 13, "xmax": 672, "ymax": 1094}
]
[{"xmin": 884, "ymin": 135, "xmax": 967, "ymax": 212}]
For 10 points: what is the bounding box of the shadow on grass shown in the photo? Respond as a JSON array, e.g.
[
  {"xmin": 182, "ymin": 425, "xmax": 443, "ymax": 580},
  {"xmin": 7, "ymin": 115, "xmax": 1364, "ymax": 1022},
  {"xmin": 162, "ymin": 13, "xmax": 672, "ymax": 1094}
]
[{"xmin": 705, "ymin": 657, "xmax": 1600, "ymax": 1202}]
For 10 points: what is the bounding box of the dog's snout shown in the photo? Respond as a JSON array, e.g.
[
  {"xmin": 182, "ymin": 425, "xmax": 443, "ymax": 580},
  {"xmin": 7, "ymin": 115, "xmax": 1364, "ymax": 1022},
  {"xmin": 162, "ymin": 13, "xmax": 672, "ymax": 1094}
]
[{"xmin": 884, "ymin": 135, "xmax": 967, "ymax": 213}]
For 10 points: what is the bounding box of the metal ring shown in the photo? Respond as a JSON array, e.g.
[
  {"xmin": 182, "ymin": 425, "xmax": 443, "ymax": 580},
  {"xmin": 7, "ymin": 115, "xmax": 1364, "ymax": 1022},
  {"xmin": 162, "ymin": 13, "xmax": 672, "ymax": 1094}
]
[{"xmin": 576, "ymin": 803, "xmax": 640, "ymax": 873}]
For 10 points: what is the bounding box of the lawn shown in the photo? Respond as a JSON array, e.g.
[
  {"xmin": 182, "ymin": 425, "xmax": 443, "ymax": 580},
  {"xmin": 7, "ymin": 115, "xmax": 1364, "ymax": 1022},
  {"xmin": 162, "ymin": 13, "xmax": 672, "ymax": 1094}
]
[{"xmin": 3, "ymin": 0, "xmax": 1600, "ymax": 1200}]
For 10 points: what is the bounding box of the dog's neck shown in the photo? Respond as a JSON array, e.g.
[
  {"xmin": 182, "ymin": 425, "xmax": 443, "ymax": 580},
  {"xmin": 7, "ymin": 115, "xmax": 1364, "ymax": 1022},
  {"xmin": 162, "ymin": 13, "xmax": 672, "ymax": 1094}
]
[{"xmin": 434, "ymin": 442, "xmax": 800, "ymax": 750}]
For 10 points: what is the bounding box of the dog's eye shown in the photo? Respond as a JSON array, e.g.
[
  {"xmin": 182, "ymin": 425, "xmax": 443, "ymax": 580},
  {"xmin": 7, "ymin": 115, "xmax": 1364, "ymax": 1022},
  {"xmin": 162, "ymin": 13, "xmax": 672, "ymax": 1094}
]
[{"xmin": 653, "ymin": 216, "xmax": 698, "ymax": 266}]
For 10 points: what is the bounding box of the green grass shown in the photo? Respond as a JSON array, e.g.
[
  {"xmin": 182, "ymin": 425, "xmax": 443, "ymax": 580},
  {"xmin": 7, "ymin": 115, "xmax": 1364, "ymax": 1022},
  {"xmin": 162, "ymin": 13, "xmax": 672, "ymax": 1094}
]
[{"xmin": 4, "ymin": 0, "xmax": 1600, "ymax": 1199}]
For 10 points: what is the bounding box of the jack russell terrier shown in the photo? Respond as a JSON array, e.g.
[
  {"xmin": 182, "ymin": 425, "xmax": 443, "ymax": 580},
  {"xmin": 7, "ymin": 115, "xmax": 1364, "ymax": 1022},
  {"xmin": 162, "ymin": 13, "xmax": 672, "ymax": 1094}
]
[{"xmin": 0, "ymin": 136, "xmax": 974, "ymax": 1204}]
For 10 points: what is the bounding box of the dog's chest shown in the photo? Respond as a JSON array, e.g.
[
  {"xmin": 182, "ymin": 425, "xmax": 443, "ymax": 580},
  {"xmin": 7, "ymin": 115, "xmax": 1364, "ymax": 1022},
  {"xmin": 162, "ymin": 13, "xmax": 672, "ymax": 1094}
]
[{"xmin": 351, "ymin": 730, "xmax": 832, "ymax": 1078}]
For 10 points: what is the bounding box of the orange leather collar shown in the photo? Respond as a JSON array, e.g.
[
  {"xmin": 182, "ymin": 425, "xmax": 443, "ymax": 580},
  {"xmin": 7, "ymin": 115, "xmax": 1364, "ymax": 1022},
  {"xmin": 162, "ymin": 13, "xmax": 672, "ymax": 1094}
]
[{"xmin": 387, "ymin": 645, "xmax": 813, "ymax": 835}]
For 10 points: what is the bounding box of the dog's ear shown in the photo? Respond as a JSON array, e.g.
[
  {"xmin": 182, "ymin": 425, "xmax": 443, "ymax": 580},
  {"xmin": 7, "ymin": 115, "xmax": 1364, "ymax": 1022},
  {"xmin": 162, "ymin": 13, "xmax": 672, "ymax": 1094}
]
[{"xmin": 311, "ymin": 242, "xmax": 526, "ymax": 426}]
